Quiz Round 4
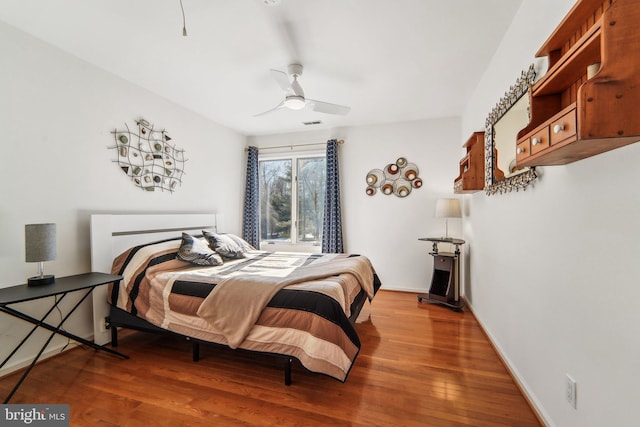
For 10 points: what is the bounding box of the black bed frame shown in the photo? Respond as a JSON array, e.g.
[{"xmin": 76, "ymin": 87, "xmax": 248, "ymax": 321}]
[{"xmin": 108, "ymin": 287, "xmax": 372, "ymax": 386}]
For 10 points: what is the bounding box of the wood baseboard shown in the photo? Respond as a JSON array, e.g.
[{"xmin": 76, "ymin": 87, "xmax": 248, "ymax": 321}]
[
  {"xmin": 0, "ymin": 338, "xmax": 86, "ymax": 379},
  {"xmin": 462, "ymin": 296, "xmax": 548, "ymax": 427}
]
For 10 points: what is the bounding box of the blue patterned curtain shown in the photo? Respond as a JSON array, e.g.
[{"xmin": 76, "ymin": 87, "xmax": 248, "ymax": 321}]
[
  {"xmin": 322, "ymin": 139, "xmax": 343, "ymax": 253},
  {"xmin": 242, "ymin": 146, "xmax": 260, "ymax": 249}
]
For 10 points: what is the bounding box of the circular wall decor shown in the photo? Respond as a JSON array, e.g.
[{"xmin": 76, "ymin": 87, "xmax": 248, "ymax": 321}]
[{"xmin": 366, "ymin": 157, "xmax": 422, "ymax": 197}]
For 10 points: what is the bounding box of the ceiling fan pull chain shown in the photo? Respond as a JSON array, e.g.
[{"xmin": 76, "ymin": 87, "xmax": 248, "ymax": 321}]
[{"xmin": 180, "ymin": 0, "xmax": 188, "ymax": 36}]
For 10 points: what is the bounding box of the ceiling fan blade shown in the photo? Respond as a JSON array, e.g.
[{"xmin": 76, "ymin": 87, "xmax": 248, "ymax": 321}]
[
  {"xmin": 253, "ymin": 100, "xmax": 286, "ymax": 117},
  {"xmin": 270, "ymin": 69, "xmax": 292, "ymax": 93},
  {"xmin": 279, "ymin": 20, "xmax": 302, "ymax": 64},
  {"xmin": 290, "ymin": 77, "xmax": 304, "ymax": 97},
  {"xmin": 264, "ymin": 6, "xmax": 302, "ymax": 63},
  {"xmin": 307, "ymin": 99, "xmax": 351, "ymax": 115}
]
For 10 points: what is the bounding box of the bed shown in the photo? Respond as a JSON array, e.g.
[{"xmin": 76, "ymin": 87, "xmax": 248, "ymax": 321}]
[{"xmin": 90, "ymin": 214, "xmax": 381, "ymax": 384}]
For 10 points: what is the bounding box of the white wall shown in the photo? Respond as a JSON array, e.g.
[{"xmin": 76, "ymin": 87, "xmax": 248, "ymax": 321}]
[
  {"xmin": 7, "ymin": 2, "xmax": 637, "ymax": 423},
  {"xmin": 249, "ymin": 117, "xmax": 462, "ymax": 292},
  {"xmin": 0, "ymin": 21, "xmax": 245, "ymax": 374},
  {"xmin": 462, "ymin": 1, "xmax": 640, "ymax": 426}
]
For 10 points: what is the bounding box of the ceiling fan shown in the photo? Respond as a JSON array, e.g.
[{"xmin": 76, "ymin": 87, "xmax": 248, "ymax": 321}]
[{"xmin": 254, "ymin": 64, "xmax": 351, "ymax": 117}]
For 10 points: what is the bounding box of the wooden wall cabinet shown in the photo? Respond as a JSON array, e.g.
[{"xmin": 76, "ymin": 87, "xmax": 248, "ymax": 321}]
[
  {"xmin": 454, "ymin": 132, "xmax": 484, "ymax": 193},
  {"xmin": 517, "ymin": 0, "xmax": 640, "ymax": 167}
]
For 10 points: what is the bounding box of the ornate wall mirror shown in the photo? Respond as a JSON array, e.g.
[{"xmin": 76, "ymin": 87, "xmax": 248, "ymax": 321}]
[{"xmin": 484, "ymin": 64, "xmax": 538, "ymax": 195}]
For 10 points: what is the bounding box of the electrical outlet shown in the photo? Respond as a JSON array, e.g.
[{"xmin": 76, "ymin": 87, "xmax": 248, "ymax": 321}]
[
  {"xmin": 565, "ymin": 374, "xmax": 577, "ymax": 409},
  {"xmin": 99, "ymin": 317, "xmax": 111, "ymax": 332}
]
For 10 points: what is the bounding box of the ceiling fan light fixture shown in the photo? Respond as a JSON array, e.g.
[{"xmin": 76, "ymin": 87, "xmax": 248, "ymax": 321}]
[
  {"xmin": 284, "ymin": 95, "xmax": 305, "ymax": 110},
  {"xmin": 255, "ymin": 63, "xmax": 350, "ymax": 117}
]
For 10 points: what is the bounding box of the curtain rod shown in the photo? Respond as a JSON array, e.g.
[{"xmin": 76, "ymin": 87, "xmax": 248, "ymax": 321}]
[{"xmin": 245, "ymin": 139, "xmax": 344, "ymax": 152}]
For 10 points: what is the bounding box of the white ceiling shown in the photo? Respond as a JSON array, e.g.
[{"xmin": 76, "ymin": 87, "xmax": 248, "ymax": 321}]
[{"xmin": 0, "ymin": 0, "xmax": 524, "ymax": 136}]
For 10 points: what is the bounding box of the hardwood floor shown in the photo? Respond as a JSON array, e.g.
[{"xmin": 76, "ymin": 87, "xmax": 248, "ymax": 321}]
[{"xmin": 0, "ymin": 290, "xmax": 541, "ymax": 426}]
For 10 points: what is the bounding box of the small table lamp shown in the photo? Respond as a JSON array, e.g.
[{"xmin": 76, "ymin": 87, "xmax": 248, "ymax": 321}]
[
  {"xmin": 434, "ymin": 198, "xmax": 461, "ymax": 239},
  {"xmin": 25, "ymin": 223, "xmax": 57, "ymax": 286}
]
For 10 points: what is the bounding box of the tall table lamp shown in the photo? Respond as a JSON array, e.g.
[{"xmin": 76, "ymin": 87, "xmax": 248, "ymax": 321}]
[
  {"xmin": 434, "ymin": 198, "xmax": 461, "ymax": 239},
  {"xmin": 25, "ymin": 223, "xmax": 57, "ymax": 286}
]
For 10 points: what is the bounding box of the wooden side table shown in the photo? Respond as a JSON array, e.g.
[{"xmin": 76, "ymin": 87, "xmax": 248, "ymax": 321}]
[
  {"xmin": 417, "ymin": 237, "xmax": 465, "ymax": 311},
  {"xmin": 0, "ymin": 272, "xmax": 128, "ymax": 403}
]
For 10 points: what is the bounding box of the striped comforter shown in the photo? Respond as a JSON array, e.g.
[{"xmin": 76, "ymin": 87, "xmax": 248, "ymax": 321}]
[{"xmin": 109, "ymin": 237, "xmax": 381, "ymax": 381}]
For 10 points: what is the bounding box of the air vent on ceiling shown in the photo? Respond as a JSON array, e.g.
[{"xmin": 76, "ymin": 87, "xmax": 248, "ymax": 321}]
[{"xmin": 303, "ymin": 120, "xmax": 322, "ymax": 126}]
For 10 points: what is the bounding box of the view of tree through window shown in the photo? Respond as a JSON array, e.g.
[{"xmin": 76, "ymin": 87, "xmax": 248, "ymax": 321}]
[
  {"xmin": 297, "ymin": 157, "xmax": 325, "ymax": 242},
  {"xmin": 259, "ymin": 159, "xmax": 292, "ymax": 241},
  {"xmin": 259, "ymin": 156, "xmax": 325, "ymax": 244}
]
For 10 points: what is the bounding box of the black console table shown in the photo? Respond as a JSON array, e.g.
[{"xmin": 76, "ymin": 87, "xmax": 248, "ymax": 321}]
[
  {"xmin": 0, "ymin": 272, "xmax": 128, "ymax": 403},
  {"xmin": 417, "ymin": 237, "xmax": 465, "ymax": 311}
]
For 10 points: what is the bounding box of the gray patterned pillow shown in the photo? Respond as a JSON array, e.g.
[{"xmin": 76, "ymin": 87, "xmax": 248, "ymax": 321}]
[
  {"xmin": 225, "ymin": 233, "xmax": 256, "ymax": 251},
  {"xmin": 202, "ymin": 230, "xmax": 246, "ymax": 259},
  {"xmin": 177, "ymin": 233, "xmax": 223, "ymax": 266}
]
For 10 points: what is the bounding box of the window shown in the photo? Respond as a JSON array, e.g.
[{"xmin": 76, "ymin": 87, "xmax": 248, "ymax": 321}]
[{"xmin": 259, "ymin": 154, "xmax": 326, "ymax": 247}]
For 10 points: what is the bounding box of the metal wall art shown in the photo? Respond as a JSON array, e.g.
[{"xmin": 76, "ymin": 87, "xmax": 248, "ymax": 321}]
[
  {"xmin": 110, "ymin": 118, "xmax": 186, "ymax": 192},
  {"xmin": 366, "ymin": 157, "xmax": 422, "ymax": 197}
]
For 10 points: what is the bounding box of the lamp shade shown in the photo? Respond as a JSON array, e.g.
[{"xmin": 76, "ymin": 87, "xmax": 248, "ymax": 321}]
[
  {"xmin": 434, "ymin": 198, "xmax": 461, "ymax": 219},
  {"xmin": 25, "ymin": 223, "xmax": 57, "ymax": 262}
]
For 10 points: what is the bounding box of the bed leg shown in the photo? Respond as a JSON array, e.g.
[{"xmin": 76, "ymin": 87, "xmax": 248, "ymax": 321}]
[
  {"xmin": 192, "ymin": 342, "xmax": 200, "ymax": 362},
  {"xmin": 284, "ymin": 358, "xmax": 292, "ymax": 386},
  {"xmin": 111, "ymin": 326, "xmax": 118, "ymax": 347}
]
